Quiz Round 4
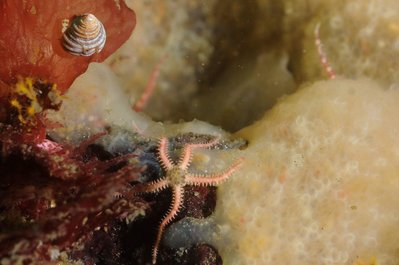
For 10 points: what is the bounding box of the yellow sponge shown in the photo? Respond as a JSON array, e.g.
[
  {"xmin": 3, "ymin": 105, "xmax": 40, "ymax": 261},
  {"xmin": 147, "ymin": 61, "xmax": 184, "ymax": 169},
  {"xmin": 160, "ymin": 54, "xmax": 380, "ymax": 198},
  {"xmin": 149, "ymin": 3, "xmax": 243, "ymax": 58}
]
[{"xmin": 215, "ymin": 79, "xmax": 399, "ymax": 265}]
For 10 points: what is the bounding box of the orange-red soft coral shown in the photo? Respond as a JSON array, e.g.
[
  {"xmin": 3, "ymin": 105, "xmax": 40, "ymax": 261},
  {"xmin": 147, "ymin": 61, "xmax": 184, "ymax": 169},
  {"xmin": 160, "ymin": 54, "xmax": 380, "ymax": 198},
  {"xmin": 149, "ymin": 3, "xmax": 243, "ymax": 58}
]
[{"xmin": 0, "ymin": 0, "xmax": 136, "ymax": 93}]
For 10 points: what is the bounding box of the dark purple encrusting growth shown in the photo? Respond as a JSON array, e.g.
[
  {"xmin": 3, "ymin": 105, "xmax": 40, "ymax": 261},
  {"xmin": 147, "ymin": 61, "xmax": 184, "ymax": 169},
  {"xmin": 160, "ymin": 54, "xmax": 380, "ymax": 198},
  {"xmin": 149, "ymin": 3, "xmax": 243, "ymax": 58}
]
[
  {"xmin": 184, "ymin": 186, "xmax": 217, "ymax": 218},
  {"xmin": 159, "ymin": 244, "xmax": 222, "ymax": 265},
  {"xmin": 0, "ymin": 126, "xmax": 148, "ymax": 264},
  {"xmin": 70, "ymin": 220, "xmax": 134, "ymax": 265},
  {"xmin": 188, "ymin": 244, "xmax": 223, "ymax": 265}
]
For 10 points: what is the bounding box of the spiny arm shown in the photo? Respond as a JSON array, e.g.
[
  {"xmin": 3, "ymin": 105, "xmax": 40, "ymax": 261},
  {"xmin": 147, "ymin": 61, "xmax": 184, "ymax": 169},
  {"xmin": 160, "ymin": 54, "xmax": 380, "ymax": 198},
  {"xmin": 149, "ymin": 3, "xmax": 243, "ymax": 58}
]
[
  {"xmin": 178, "ymin": 135, "xmax": 221, "ymax": 170},
  {"xmin": 132, "ymin": 178, "xmax": 169, "ymax": 194},
  {"xmin": 152, "ymin": 185, "xmax": 184, "ymax": 264},
  {"xmin": 185, "ymin": 158, "xmax": 244, "ymax": 187},
  {"xmin": 314, "ymin": 23, "xmax": 336, "ymax": 80},
  {"xmin": 158, "ymin": 137, "xmax": 174, "ymax": 170},
  {"xmin": 133, "ymin": 55, "xmax": 167, "ymax": 112}
]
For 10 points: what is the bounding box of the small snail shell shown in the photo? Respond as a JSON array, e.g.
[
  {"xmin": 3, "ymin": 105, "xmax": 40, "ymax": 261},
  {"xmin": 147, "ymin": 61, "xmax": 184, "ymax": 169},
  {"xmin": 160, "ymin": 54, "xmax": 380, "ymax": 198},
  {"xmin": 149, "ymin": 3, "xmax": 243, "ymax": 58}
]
[{"xmin": 62, "ymin": 14, "xmax": 106, "ymax": 56}]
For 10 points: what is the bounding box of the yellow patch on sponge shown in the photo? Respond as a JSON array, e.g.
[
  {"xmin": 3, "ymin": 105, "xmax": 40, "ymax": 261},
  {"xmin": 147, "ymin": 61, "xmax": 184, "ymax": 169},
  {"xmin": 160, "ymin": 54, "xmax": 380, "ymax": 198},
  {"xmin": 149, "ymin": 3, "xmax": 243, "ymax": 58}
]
[{"xmin": 10, "ymin": 78, "xmax": 61, "ymax": 124}]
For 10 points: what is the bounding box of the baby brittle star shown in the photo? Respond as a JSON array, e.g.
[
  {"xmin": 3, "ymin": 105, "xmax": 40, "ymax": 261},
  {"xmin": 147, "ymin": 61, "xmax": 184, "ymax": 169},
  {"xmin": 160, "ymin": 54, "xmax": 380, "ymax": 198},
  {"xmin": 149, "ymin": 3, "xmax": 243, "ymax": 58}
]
[{"xmin": 133, "ymin": 135, "xmax": 244, "ymax": 264}]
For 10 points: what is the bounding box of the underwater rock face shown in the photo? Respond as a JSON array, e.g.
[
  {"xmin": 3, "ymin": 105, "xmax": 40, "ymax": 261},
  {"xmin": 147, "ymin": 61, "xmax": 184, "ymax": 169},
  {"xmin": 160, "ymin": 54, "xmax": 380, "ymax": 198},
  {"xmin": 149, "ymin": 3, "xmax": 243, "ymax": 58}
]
[
  {"xmin": 0, "ymin": 0, "xmax": 135, "ymax": 93},
  {"xmin": 215, "ymin": 79, "xmax": 399, "ymax": 265}
]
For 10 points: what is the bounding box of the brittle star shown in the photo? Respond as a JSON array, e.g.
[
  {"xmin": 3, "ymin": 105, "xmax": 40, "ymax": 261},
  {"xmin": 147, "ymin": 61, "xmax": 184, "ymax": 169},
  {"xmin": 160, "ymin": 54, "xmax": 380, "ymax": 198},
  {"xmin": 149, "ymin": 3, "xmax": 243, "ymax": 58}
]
[{"xmin": 133, "ymin": 136, "xmax": 243, "ymax": 264}]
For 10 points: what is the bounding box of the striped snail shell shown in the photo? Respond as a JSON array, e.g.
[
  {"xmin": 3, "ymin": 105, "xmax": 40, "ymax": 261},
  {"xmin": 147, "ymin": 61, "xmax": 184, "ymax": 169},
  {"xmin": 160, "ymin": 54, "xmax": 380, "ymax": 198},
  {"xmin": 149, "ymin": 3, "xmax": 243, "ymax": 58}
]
[{"xmin": 62, "ymin": 14, "xmax": 106, "ymax": 56}]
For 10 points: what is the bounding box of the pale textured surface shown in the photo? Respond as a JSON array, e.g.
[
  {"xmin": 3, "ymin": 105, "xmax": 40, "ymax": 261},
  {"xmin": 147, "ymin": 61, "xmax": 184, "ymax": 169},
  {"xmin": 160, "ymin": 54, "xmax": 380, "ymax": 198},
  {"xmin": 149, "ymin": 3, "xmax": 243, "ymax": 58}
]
[
  {"xmin": 191, "ymin": 50, "xmax": 295, "ymax": 131},
  {"xmin": 105, "ymin": 0, "xmax": 292, "ymax": 130},
  {"xmin": 46, "ymin": 63, "xmax": 226, "ymax": 142},
  {"xmin": 103, "ymin": 0, "xmax": 399, "ymax": 131},
  {"xmin": 214, "ymin": 79, "xmax": 399, "ymax": 265},
  {"xmin": 46, "ymin": 63, "xmax": 155, "ymax": 142},
  {"xmin": 284, "ymin": 0, "xmax": 399, "ymax": 86},
  {"xmin": 106, "ymin": 0, "xmax": 216, "ymax": 121}
]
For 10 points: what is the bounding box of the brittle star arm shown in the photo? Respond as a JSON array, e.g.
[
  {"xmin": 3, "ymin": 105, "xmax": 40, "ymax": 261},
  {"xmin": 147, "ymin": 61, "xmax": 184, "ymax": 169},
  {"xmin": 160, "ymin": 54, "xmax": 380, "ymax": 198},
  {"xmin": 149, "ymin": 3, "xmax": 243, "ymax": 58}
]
[
  {"xmin": 314, "ymin": 23, "xmax": 336, "ymax": 80},
  {"xmin": 158, "ymin": 137, "xmax": 174, "ymax": 170},
  {"xmin": 132, "ymin": 178, "xmax": 169, "ymax": 194},
  {"xmin": 152, "ymin": 185, "xmax": 184, "ymax": 264},
  {"xmin": 133, "ymin": 54, "xmax": 168, "ymax": 112},
  {"xmin": 185, "ymin": 158, "xmax": 244, "ymax": 187},
  {"xmin": 178, "ymin": 136, "xmax": 221, "ymax": 170}
]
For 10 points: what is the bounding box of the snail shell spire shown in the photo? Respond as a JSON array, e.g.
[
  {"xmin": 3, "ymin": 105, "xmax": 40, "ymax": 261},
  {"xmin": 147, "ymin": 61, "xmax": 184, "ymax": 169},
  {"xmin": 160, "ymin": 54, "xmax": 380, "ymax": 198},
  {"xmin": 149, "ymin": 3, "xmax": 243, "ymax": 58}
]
[{"xmin": 62, "ymin": 14, "xmax": 106, "ymax": 56}]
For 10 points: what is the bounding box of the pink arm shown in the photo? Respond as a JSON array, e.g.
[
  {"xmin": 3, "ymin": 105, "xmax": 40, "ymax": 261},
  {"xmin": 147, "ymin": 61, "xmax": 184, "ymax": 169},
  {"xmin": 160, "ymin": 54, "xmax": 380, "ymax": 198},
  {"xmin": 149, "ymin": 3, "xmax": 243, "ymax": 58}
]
[
  {"xmin": 132, "ymin": 178, "xmax": 169, "ymax": 194},
  {"xmin": 133, "ymin": 55, "xmax": 167, "ymax": 112},
  {"xmin": 185, "ymin": 158, "xmax": 244, "ymax": 187},
  {"xmin": 152, "ymin": 185, "xmax": 184, "ymax": 264},
  {"xmin": 157, "ymin": 137, "xmax": 174, "ymax": 170},
  {"xmin": 314, "ymin": 23, "xmax": 336, "ymax": 80},
  {"xmin": 178, "ymin": 136, "xmax": 221, "ymax": 170}
]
